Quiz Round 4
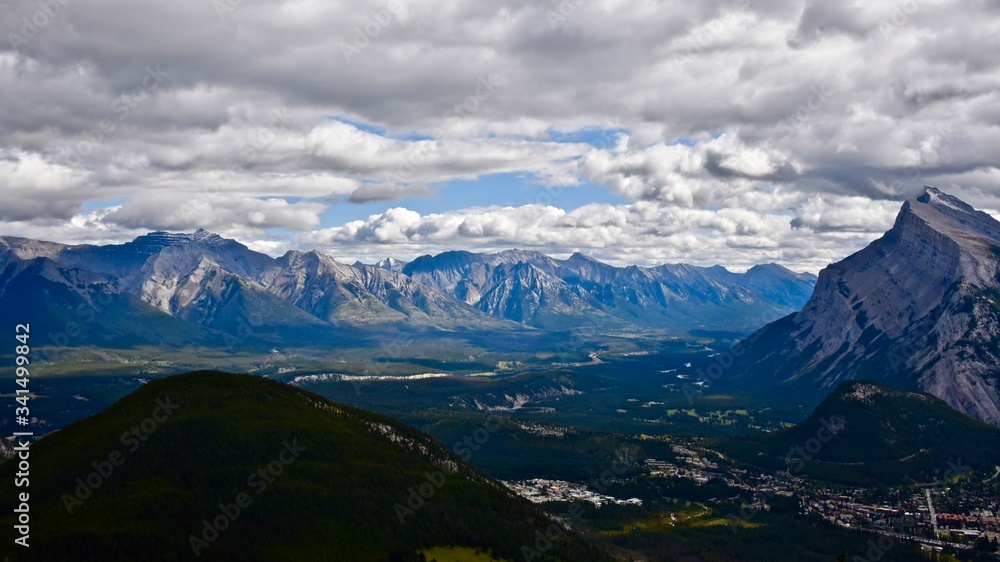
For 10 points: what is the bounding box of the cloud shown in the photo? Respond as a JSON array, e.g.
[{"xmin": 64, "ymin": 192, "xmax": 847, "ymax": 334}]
[
  {"xmin": 0, "ymin": 0, "xmax": 998, "ymax": 272},
  {"xmin": 790, "ymin": 194, "xmax": 900, "ymax": 232},
  {"xmin": 296, "ymin": 198, "xmax": 898, "ymax": 272},
  {"xmin": 579, "ymin": 134, "xmax": 795, "ymax": 206},
  {"xmin": 0, "ymin": 149, "xmax": 95, "ymax": 220},
  {"xmin": 104, "ymin": 193, "xmax": 328, "ymax": 232},
  {"xmin": 788, "ymin": 1, "xmax": 873, "ymax": 47}
]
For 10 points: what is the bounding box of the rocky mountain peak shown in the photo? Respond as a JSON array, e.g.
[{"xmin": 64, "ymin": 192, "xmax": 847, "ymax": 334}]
[
  {"xmin": 900, "ymin": 187, "xmax": 1000, "ymax": 248},
  {"xmin": 729, "ymin": 188, "xmax": 1000, "ymax": 424},
  {"xmin": 128, "ymin": 229, "xmax": 235, "ymax": 253},
  {"xmin": 373, "ymin": 257, "xmax": 407, "ymax": 272},
  {"xmin": 917, "ymin": 186, "xmax": 976, "ymax": 211}
]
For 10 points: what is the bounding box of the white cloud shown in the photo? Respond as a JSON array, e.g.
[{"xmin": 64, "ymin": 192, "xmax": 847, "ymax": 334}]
[
  {"xmin": 791, "ymin": 194, "xmax": 900, "ymax": 232},
  {"xmin": 579, "ymin": 134, "xmax": 794, "ymax": 206},
  {"xmin": 295, "ymin": 198, "xmax": 898, "ymax": 272},
  {"xmin": 105, "ymin": 193, "xmax": 328, "ymax": 232},
  {"xmin": 0, "ymin": 0, "xmax": 998, "ymax": 272}
]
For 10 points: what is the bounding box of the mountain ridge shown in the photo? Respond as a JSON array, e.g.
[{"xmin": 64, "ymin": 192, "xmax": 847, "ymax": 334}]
[
  {"xmin": 718, "ymin": 379, "xmax": 1000, "ymax": 485},
  {"xmin": 401, "ymin": 248, "xmax": 816, "ymax": 331}
]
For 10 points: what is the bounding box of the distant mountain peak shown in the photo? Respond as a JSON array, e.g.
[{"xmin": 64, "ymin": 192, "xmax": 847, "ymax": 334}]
[
  {"xmin": 373, "ymin": 257, "xmax": 407, "ymax": 272},
  {"xmin": 898, "ymin": 187, "xmax": 1000, "ymax": 251},
  {"xmin": 192, "ymin": 228, "xmax": 226, "ymax": 243},
  {"xmin": 128, "ymin": 229, "xmax": 228, "ymax": 252},
  {"xmin": 746, "ymin": 263, "xmax": 784, "ymax": 273},
  {"xmin": 744, "ymin": 263, "xmax": 818, "ymax": 282},
  {"xmin": 917, "ymin": 186, "xmax": 974, "ymax": 210},
  {"xmin": 491, "ymin": 248, "xmax": 551, "ymax": 264},
  {"xmin": 566, "ymin": 251, "xmax": 599, "ymax": 262},
  {"xmin": 562, "ymin": 252, "xmax": 615, "ymax": 274}
]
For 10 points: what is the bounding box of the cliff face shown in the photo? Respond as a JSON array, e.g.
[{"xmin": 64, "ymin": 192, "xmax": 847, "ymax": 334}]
[{"xmin": 730, "ymin": 188, "xmax": 1000, "ymax": 424}]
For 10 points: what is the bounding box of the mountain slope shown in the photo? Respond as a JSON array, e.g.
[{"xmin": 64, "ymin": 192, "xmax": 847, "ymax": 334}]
[
  {"xmin": 0, "ymin": 371, "xmax": 611, "ymax": 562},
  {"xmin": 727, "ymin": 187, "xmax": 1000, "ymax": 423},
  {"xmin": 476, "ymin": 262, "xmax": 620, "ymax": 328},
  {"xmin": 718, "ymin": 380, "xmax": 1000, "ymax": 485},
  {"xmin": 262, "ymin": 250, "xmax": 412, "ymax": 324},
  {"xmin": 0, "ymin": 254, "xmax": 207, "ymax": 348},
  {"xmin": 705, "ymin": 263, "xmax": 818, "ymax": 310},
  {"xmin": 0, "ymin": 231, "xmax": 337, "ymax": 345}
]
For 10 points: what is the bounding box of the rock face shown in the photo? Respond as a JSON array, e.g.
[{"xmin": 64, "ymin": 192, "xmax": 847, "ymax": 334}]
[
  {"xmin": 258, "ymin": 250, "xmax": 491, "ymax": 326},
  {"xmin": 729, "ymin": 188, "xmax": 1000, "ymax": 424}
]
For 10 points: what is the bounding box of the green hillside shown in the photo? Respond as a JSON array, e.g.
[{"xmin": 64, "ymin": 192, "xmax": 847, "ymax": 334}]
[
  {"xmin": 717, "ymin": 380, "xmax": 1000, "ymax": 485},
  {"xmin": 0, "ymin": 371, "xmax": 612, "ymax": 561}
]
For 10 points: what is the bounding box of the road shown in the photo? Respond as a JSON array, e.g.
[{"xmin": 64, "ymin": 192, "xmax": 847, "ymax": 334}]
[
  {"xmin": 925, "ymin": 489, "xmax": 939, "ymax": 539},
  {"xmin": 984, "ymin": 465, "xmax": 1000, "ymax": 483},
  {"xmin": 876, "ymin": 529, "xmax": 969, "ymax": 551}
]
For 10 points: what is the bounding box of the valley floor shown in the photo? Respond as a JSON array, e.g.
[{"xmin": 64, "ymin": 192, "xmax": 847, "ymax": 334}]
[{"xmin": 8, "ymin": 336, "xmax": 1000, "ymax": 561}]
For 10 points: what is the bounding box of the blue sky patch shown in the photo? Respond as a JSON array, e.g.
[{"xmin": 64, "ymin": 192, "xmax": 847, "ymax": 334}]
[{"xmin": 318, "ymin": 172, "xmax": 625, "ymax": 228}]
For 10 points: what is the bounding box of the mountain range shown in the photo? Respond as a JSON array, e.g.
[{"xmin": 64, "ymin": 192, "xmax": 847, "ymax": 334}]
[
  {"xmin": 403, "ymin": 250, "xmax": 815, "ymax": 331},
  {"xmin": 0, "ymin": 231, "xmax": 816, "ymax": 348},
  {"xmin": 728, "ymin": 187, "xmax": 1000, "ymax": 424}
]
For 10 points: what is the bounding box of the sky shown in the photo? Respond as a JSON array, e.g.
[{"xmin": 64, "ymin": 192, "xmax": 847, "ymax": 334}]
[{"xmin": 1, "ymin": 0, "xmax": 999, "ymax": 272}]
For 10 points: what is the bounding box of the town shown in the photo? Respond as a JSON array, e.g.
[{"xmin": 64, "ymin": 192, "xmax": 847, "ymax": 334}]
[
  {"xmin": 506, "ymin": 434, "xmax": 1000, "ymax": 559},
  {"xmin": 504, "ymin": 479, "xmax": 643, "ymax": 507},
  {"xmin": 644, "ymin": 438, "xmax": 1000, "ymax": 558}
]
